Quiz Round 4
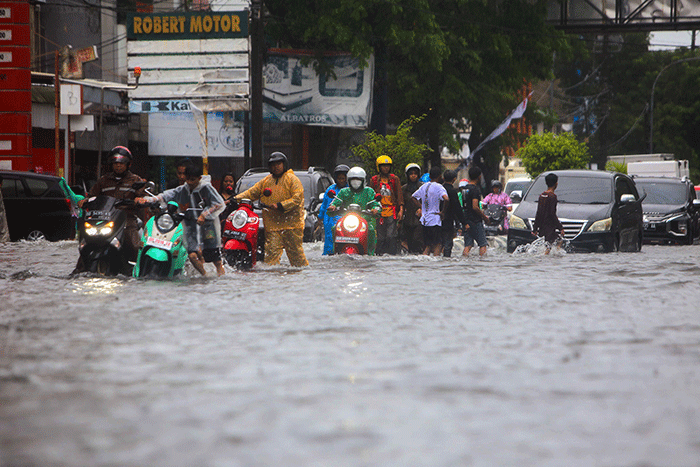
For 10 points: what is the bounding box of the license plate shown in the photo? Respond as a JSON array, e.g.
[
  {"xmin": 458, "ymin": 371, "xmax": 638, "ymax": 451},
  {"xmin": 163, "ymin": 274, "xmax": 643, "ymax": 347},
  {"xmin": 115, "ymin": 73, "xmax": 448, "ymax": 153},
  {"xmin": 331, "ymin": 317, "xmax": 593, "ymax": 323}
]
[
  {"xmin": 225, "ymin": 230, "xmax": 247, "ymax": 240},
  {"xmin": 146, "ymin": 236, "xmax": 173, "ymax": 250},
  {"xmin": 335, "ymin": 236, "xmax": 359, "ymax": 244}
]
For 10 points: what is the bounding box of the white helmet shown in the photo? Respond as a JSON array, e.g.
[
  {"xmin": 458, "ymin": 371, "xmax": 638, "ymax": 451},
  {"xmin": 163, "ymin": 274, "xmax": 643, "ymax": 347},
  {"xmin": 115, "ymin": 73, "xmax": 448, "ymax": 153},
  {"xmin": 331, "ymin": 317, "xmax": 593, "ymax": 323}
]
[{"xmin": 347, "ymin": 166, "xmax": 366, "ymax": 192}]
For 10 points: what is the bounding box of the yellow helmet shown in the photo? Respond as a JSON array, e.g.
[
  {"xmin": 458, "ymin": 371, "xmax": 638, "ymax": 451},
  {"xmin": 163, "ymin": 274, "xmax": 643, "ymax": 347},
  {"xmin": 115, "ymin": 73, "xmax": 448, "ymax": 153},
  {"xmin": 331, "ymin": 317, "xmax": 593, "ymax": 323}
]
[{"xmin": 376, "ymin": 155, "xmax": 393, "ymax": 171}]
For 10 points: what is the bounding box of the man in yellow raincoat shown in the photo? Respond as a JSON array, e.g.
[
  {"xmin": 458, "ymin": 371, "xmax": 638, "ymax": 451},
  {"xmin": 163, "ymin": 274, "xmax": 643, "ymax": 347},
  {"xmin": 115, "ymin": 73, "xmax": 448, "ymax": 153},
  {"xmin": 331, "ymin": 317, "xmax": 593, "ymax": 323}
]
[{"xmin": 234, "ymin": 152, "xmax": 308, "ymax": 267}]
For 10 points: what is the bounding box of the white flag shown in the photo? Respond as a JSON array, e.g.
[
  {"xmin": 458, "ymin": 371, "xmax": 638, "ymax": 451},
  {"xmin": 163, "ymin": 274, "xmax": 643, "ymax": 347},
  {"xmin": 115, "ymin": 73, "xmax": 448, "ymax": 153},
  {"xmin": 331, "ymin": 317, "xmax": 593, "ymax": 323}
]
[{"xmin": 468, "ymin": 94, "xmax": 530, "ymax": 162}]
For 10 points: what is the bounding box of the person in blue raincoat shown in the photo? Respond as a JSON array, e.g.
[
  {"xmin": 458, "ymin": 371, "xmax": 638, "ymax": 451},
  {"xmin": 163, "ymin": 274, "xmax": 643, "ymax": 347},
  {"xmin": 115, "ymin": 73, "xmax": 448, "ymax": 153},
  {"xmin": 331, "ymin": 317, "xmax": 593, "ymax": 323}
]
[{"xmin": 318, "ymin": 164, "xmax": 349, "ymax": 255}]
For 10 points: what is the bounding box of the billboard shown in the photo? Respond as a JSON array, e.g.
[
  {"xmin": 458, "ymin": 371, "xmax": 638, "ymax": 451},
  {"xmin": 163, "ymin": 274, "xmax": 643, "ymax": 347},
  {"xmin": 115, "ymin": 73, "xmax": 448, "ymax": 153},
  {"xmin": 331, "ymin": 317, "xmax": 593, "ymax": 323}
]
[
  {"xmin": 263, "ymin": 49, "xmax": 374, "ymax": 129},
  {"xmin": 126, "ymin": 11, "xmax": 249, "ymax": 106},
  {"xmin": 148, "ymin": 112, "xmax": 244, "ymax": 158}
]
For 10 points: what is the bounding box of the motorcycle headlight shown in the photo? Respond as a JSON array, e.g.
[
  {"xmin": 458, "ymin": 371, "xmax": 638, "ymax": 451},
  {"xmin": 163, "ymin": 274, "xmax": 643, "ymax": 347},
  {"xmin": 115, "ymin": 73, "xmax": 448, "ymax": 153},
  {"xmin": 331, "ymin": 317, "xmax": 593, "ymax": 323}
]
[
  {"xmin": 84, "ymin": 222, "xmax": 98, "ymax": 236},
  {"xmin": 99, "ymin": 221, "xmax": 114, "ymax": 236},
  {"xmin": 510, "ymin": 215, "xmax": 527, "ymax": 230},
  {"xmin": 156, "ymin": 214, "xmax": 175, "ymax": 232},
  {"xmin": 590, "ymin": 217, "xmax": 612, "ymax": 232},
  {"xmin": 232, "ymin": 210, "xmax": 249, "ymax": 229},
  {"xmin": 343, "ymin": 214, "xmax": 360, "ymax": 232}
]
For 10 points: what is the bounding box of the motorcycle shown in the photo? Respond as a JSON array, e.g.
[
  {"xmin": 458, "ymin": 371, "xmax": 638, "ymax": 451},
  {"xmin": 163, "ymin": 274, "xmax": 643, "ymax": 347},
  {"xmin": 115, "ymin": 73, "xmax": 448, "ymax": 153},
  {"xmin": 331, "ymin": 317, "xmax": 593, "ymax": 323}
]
[
  {"xmin": 221, "ymin": 188, "xmax": 271, "ymax": 270},
  {"xmin": 76, "ymin": 184, "xmax": 146, "ymax": 275},
  {"xmin": 132, "ymin": 199, "xmax": 187, "ymax": 279},
  {"xmin": 333, "ymin": 203, "xmax": 376, "ymax": 254},
  {"xmin": 329, "ymin": 191, "xmax": 381, "ymax": 255},
  {"xmin": 483, "ymin": 203, "xmax": 508, "ymax": 236}
]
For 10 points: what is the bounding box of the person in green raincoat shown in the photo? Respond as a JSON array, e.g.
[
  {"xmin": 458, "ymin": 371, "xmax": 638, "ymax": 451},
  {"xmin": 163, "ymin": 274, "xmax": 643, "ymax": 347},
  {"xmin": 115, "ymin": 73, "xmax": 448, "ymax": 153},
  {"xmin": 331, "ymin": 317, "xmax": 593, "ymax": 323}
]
[
  {"xmin": 58, "ymin": 178, "xmax": 85, "ymax": 239},
  {"xmin": 327, "ymin": 166, "xmax": 381, "ymax": 255}
]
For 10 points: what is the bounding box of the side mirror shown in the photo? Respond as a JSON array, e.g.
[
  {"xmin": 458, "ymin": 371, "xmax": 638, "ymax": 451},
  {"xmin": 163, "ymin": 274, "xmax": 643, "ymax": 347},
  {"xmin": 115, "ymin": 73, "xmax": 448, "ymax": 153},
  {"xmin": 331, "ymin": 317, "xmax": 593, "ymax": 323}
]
[
  {"xmin": 327, "ymin": 190, "xmax": 336, "ymax": 199},
  {"xmin": 374, "ymin": 192, "xmax": 382, "ymax": 201},
  {"xmin": 620, "ymin": 194, "xmax": 636, "ymax": 204},
  {"xmin": 262, "ymin": 188, "xmax": 272, "ymax": 197},
  {"xmin": 510, "ymin": 190, "xmax": 522, "ymax": 203}
]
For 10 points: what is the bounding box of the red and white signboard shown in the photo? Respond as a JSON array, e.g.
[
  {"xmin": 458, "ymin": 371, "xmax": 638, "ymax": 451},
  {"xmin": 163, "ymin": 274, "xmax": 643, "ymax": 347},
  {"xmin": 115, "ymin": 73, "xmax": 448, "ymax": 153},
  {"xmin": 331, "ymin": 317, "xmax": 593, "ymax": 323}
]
[{"xmin": 0, "ymin": 0, "xmax": 32, "ymax": 170}]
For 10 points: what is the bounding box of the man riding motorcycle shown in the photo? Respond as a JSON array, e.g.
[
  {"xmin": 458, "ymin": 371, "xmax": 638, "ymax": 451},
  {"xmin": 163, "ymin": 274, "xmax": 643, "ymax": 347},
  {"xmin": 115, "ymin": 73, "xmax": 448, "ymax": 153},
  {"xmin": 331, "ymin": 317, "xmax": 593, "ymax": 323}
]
[
  {"xmin": 74, "ymin": 146, "xmax": 146, "ymax": 273},
  {"xmin": 327, "ymin": 166, "xmax": 381, "ymax": 255}
]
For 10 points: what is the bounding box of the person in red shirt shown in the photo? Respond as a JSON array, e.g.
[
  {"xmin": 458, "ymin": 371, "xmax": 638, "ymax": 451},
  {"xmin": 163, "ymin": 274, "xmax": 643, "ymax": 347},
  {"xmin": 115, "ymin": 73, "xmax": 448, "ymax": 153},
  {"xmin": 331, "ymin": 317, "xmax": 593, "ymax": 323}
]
[
  {"xmin": 369, "ymin": 155, "xmax": 404, "ymax": 255},
  {"xmin": 533, "ymin": 172, "xmax": 565, "ymax": 253}
]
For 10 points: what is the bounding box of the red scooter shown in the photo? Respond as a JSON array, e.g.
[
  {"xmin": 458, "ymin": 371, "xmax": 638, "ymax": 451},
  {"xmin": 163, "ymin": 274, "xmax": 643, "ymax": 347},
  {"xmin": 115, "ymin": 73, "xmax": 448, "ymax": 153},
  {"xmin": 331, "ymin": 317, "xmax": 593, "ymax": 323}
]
[
  {"xmin": 330, "ymin": 191, "xmax": 381, "ymax": 255},
  {"xmin": 334, "ymin": 203, "xmax": 375, "ymax": 254},
  {"xmin": 221, "ymin": 188, "xmax": 272, "ymax": 270}
]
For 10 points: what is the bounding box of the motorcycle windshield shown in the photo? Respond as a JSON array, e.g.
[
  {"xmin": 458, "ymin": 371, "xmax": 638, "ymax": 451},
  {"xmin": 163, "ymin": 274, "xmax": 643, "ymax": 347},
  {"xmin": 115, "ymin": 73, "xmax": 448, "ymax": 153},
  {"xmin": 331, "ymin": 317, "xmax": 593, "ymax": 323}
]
[{"xmin": 84, "ymin": 196, "xmax": 119, "ymax": 217}]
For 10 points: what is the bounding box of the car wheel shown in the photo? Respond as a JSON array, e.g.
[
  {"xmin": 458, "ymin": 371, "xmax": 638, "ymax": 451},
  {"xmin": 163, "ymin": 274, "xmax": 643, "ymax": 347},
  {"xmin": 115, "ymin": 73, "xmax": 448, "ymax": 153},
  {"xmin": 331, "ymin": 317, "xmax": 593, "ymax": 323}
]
[{"xmin": 26, "ymin": 230, "xmax": 46, "ymax": 241}]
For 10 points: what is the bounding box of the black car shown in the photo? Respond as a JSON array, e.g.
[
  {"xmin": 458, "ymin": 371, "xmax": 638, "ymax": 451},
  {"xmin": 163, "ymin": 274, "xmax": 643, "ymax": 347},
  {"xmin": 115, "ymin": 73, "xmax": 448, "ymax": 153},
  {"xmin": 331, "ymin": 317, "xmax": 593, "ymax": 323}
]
[
  {"xmin": 507, "ymin": 170, "xmax": 644, "ymax": 253},
  {"xmin": 0, "ymin": 170, "xmax": 74, "ymax": 241},
  {"xmin": 235, "ymin": 167, "xmax": 334, "ymax": 241},
  {"xmin": 633, "ymin": 177, "xmax": 700, "ymax": 245}
]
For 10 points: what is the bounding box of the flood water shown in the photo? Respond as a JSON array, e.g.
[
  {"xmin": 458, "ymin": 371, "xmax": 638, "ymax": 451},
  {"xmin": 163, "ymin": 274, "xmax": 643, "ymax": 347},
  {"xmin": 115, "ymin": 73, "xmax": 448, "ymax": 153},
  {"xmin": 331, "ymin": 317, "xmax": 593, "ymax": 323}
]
[{"xmin": 1, "ymin": 239, "xmax": 700, "ymax": 467}]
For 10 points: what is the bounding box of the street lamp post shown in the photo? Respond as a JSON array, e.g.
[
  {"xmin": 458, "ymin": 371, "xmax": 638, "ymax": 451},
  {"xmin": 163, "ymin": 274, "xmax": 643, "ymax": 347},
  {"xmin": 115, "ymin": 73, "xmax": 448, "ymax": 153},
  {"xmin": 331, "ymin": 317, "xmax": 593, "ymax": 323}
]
[{"xmin": 649, "ymin": 56, "xmax": 700, "ymax": 154}]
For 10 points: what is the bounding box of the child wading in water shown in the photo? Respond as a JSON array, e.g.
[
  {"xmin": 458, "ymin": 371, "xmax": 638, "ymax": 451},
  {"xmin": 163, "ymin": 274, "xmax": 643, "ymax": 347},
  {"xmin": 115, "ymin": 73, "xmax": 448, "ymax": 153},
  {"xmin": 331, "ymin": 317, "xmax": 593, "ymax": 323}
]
[{"xmin": 533, "ymin": 172, "xmax": 565, "ymax": 254}]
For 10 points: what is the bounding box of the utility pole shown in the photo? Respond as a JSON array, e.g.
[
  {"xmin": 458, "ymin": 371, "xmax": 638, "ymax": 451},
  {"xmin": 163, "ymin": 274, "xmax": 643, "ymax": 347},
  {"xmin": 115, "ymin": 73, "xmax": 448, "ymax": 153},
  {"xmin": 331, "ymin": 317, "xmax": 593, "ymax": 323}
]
[{"xmin": 250, "ymin": 0, "xmax": 264, "ymax": 168}]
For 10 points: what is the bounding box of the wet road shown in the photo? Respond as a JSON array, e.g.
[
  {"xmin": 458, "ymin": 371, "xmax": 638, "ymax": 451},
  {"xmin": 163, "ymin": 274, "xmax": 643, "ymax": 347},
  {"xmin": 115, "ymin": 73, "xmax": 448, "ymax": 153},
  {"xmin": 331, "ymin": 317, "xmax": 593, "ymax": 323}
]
[{"xmin": 1, "ymin": 239, "xmax": 700, "ymax": 466}]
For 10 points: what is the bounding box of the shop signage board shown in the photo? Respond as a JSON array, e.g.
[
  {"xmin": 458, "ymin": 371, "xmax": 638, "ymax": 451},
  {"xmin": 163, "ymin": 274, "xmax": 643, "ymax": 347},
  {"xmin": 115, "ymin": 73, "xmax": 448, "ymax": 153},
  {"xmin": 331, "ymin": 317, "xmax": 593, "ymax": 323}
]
[
  {"xmin": 263, "ymin": 49, "xmax": 374, "ymax": 129},
  {"xmin": 126, "ymin": 11, "xmax": 249, "ymax": 105},
  {"xmin": 148, "ymin": 112, "xmax": 244, "ymax": 158},
  {"xmin": 0, "ymin": 0, "xmax": 31, "ymax": 162}
]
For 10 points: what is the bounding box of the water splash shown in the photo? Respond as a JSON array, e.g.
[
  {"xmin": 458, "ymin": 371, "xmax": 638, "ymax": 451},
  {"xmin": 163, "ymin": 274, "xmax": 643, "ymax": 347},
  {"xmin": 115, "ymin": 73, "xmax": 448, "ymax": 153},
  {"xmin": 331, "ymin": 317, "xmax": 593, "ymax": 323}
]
[{"xmin": 513, "ymin": 236, "xmax": 569, "ymax": 256}]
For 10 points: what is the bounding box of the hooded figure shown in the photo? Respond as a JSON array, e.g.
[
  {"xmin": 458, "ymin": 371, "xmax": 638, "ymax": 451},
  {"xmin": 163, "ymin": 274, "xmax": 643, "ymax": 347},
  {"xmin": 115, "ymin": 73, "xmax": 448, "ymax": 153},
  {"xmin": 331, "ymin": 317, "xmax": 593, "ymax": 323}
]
[{"xmin": 318, "ymin": 164, "xmax": 350, "ymax": 255}]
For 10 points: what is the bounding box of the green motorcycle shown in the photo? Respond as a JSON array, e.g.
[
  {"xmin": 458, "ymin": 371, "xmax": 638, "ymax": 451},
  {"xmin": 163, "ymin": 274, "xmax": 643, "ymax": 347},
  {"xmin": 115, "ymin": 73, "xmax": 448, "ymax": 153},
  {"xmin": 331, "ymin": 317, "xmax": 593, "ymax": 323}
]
[{"xmin": 133, "ymin": 201, "xmax": 187, "ymax": 278}]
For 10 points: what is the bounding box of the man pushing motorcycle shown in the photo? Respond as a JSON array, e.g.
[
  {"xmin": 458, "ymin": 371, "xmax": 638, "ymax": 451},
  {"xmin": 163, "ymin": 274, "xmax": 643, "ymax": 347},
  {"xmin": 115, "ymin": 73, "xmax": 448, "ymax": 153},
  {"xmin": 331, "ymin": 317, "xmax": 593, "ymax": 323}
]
[
  {"xmin": 327, "ymin": 166, "xmax": 381, "ymax": 255},
  {"xmin": 232, "ymin": 152, "xmax": 308, "ymax": 267}
]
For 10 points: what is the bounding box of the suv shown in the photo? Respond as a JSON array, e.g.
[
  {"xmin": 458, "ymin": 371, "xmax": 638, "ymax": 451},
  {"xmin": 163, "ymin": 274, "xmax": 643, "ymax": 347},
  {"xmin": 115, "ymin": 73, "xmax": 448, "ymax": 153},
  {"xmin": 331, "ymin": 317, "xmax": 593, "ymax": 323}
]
[
  {"xmin": 235, "ymin": 167, "xmax": 334, "ymax": 241},
  {"xmin": 507, "ymin": 170, "xmax": 644, "ymax": 253},
  {"xmin": 633, "ymin": 177, "xmax": 700, "ymax": 245},
  {"xmin": 0, "ymin": 170, "xmax": 74, "ymax": 241}
]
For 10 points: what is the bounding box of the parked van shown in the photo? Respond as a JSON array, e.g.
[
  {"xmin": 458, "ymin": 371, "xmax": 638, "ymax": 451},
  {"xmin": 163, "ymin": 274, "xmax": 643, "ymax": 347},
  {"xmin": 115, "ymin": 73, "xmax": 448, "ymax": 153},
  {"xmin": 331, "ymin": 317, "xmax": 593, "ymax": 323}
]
[
  {"xmin": 627, "ymin": 160, "xmax": 690, "ymax": 179},
  {"xmin": 507, "ymin": 170, "xmax": 644, "ymax": 253}
]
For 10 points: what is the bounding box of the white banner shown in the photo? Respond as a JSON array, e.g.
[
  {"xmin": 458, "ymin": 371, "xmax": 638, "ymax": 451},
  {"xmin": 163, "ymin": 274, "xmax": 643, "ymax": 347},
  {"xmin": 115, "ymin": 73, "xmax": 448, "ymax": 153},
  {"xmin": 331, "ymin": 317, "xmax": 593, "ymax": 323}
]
[
  {"xmin": 148, "ymin": 112, "xmax": 244, "ymax": 157},
  {"xmin": 469, "ymin": 94, "xmax": 530, "ymax": 162},
  {"xmin": 263, "ymin": 50, "xmax": 374, "ymax": 129}
]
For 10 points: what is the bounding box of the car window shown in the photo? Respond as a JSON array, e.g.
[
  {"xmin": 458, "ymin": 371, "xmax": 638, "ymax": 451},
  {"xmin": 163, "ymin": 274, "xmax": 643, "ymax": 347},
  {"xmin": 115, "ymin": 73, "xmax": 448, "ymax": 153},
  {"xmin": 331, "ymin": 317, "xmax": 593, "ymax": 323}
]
[
  {"xmin": 318, "ymin": 176, "xmax": 331, "ymax": 195},
  {"xmin": 1, "ymin": 178, "xmax": 24, "ymax": 198},
  {"xmin": 636, "ymin": 181, "xmax": 687, "ymax": 205},
  {"xmin": 524, "ymin": 175, "xmax": 612, "ymax": 204},
  {"xmin": 235, "ymin": 174, "xmax": 267, "ymax": 194},
  {"xmin": 24, "ymin": 177, "xmax": 51, "ymax": 196},
  {"xmin": 505, "ymin": 181, "xmax": 531, "ymax": 195},
  {"xmin": 615, "ymin": 177, "xmax": 637, "ymax": 202}
]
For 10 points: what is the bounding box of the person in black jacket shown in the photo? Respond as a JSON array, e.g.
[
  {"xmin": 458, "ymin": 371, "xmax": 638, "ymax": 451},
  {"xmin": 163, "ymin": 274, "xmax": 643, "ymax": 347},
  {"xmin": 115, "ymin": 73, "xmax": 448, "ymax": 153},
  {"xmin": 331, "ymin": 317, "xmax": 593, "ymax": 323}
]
[{"xmin": 442, "ymin": 170, "xmax": 468, "ymax": 257}]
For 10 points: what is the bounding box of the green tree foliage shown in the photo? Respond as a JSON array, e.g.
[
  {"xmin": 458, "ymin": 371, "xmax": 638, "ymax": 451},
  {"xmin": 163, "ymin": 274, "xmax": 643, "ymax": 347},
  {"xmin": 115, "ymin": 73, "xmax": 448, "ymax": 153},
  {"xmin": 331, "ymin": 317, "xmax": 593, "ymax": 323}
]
[
  {"xmin": 555, "ymin": 33, "xmax": 700, "ymax": 183},
  {"xmin": 263, "ymin": 0, "xmax": 572, "ymax": 175},
  {"xmin": 518, "ymin": 132, "xmax": 592, "ymax": 177},
  {"xmin": 350, "ymin": 115, "xmax": 429, "ymax": 182},
  {"xmin": 605, "ymin": 160, "xmax": 627, "ymax": 173}
]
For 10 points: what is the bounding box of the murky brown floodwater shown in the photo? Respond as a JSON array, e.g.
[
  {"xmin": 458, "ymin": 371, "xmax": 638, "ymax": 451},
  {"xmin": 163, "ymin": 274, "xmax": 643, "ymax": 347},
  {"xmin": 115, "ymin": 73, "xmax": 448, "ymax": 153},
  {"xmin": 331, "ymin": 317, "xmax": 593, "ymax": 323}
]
[{"xmin": 1, "ymin": 239, "xmax": 700, "ymax": 466}]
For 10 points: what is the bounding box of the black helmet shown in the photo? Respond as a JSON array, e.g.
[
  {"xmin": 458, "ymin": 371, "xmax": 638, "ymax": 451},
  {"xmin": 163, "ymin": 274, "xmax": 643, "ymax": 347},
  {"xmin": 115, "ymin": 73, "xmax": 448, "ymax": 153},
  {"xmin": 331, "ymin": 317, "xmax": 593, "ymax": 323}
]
[
  {"xmin": 491, "ymin": 180, "xmax": 503, "ymax": 190},
  {"xmin": 109, "ymin": 146, "xmax": 132, "ymax": 165},
  {"xmin": 268, "ymin": 151, "xmax": 289, "ymax": 172},
  {"xmin": 333, "ymin": 164, "xmax": 350, "ymax": 177}
]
